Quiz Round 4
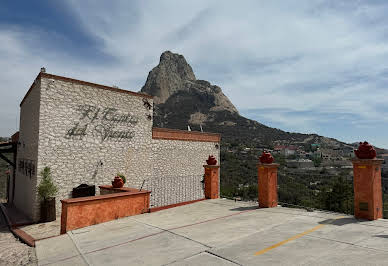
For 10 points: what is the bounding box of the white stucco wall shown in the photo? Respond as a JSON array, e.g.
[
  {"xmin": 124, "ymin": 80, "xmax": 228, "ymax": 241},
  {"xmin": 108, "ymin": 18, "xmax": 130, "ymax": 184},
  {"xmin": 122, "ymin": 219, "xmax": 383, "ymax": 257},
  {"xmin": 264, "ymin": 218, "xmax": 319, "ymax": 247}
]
[{"xmin": 14, "ymin": 80, "xmax": 41, "ymax": 220}]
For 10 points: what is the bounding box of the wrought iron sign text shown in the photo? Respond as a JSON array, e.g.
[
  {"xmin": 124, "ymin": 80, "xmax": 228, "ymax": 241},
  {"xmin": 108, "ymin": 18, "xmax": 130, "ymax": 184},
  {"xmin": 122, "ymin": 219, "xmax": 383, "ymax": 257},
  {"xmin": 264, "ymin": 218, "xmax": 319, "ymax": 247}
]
[{"xmin": 66, "ymin": 104, "xmax": 138, "ymax": 143}]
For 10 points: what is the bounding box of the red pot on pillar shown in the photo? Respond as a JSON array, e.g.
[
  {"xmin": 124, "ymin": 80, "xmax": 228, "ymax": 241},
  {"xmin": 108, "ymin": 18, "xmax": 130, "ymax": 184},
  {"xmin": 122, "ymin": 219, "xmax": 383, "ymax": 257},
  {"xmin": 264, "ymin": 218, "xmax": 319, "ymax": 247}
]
[
  {"xmin": 259, "ymin": 151, "xmax": 274, "ymax": 164},
  {"xmin": 352, "ymin": 141, "xmax": 383, "ymax": 220},
  {"xmin": 354, "ymin": 141, "xmax": 377, "ymax": 159},
  {"xmin": 204, "ymin": 156, "xmax": 219, "ymax": 199},
  {"xmin": 206, "ymin": 155, "xmax": 217, "ymax": 165},
  {"xmin": 258, "ymin": 151, "xmax": 279, "ymax": 208}
]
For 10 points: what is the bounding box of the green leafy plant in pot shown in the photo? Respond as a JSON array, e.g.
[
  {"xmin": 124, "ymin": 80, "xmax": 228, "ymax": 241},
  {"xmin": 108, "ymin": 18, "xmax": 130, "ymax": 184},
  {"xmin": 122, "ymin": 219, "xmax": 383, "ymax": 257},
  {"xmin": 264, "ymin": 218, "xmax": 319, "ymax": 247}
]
[
  {"xmin": 38, "ymin": 167, "xmax": 58, "ymax": 222},
  {"xmin": 112, "ymin": 173, "xmax": 126, "ymax": 188},
  {"xmin": 117, "ymin": 173, "xmax": 126, "ymax": 184}
]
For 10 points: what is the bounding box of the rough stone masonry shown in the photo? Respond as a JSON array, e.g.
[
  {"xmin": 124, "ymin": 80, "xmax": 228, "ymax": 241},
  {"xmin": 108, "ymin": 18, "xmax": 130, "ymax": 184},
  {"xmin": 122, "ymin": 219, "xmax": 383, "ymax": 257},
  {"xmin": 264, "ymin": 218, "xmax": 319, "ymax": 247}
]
[{"xmin": 12, "ymin": 72, "xmax": 220, "ymax": 221}]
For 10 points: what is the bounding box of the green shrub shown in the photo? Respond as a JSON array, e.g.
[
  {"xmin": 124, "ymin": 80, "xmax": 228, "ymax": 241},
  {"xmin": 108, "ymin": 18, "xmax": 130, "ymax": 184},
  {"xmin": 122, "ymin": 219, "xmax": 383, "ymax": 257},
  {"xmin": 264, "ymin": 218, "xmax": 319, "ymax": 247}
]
[{"xmin": 38, "ymin": 167, "xmax": 58, "ymax": 201}]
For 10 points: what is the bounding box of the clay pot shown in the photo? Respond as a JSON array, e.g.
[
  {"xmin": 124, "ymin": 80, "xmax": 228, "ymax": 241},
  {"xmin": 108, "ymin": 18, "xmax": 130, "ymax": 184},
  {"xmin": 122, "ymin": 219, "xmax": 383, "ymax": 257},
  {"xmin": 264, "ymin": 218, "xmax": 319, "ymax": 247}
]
[
  {"xmin": 354, "ymin": 141, "xmax": 376, "ymax": 159},
  {"xmin": 259, "ymin": 151, "xmax": 274, "ymax": 164},
  {"xmin": 112, "ymin": 176, "xmax": 124, "ymax": 188},
  {"xmin": 206, "ymin": 155, "xmax": 217, "ymax": 165}
]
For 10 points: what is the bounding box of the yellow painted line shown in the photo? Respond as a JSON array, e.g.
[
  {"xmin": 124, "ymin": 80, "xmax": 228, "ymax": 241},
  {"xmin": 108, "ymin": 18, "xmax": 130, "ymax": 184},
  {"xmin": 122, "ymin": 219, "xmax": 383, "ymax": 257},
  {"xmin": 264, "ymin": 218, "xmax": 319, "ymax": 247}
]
[{"xmin": 254, "ymin": 216, "xmax": 345, "ymax": 256}]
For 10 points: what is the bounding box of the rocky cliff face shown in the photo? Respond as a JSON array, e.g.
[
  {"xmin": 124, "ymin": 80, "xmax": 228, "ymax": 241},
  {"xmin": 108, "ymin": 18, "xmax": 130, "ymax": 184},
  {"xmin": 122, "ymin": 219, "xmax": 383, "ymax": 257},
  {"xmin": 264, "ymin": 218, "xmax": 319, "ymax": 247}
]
[
  {"xmin": 141, "ymin": 51, "xmax": 238, "ymax": 114},
  {"xmin": 140, "ymin": 51, "xmax": 351, "ymax": 150}
]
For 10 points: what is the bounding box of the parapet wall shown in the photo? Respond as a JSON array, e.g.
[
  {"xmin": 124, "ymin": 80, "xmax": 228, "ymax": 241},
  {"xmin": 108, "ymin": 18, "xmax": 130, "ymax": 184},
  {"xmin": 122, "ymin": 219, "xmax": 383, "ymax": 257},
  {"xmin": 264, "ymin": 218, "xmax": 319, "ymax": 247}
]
[
  {"xmin": 149, "ymin": 129, "xmax": 220, "ymax": 207},
  {"xmin": 152, "ymin": 127, "xmax": 220, "ymax": 142},
  {"xmin": 61, "ymin": 189, "xmax": 150, "ymax": 233}
]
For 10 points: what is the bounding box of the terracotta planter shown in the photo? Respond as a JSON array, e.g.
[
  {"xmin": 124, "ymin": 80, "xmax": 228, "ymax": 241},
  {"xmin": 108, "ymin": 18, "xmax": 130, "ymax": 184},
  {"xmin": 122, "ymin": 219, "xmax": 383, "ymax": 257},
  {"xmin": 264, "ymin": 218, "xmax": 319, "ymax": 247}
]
[
  {"xmin": 259, "ymin": 151, "xmax": 274, "ymax": 164},
  {"xmin": 112, "ymin": 176, "xmax": 124, "ymax": 188},
  {"xmin": 206, "ymin": 155, "xmax": 217, "ymax": 165},
  {"xmin": 41, "ymin": 197, "xmax": 56, "ymax": 222},
  {"xmin": 354, "ymin": 141, "xmax": 376, "ymax": 159}
]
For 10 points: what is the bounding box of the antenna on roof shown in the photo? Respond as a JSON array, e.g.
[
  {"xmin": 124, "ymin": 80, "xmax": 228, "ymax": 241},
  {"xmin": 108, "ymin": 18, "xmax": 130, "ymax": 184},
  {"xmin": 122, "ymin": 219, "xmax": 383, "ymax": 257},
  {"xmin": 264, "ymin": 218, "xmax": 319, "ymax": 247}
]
[{"xmin": 187, "ymin": 125, "xmax": 191, "ymax": 131}]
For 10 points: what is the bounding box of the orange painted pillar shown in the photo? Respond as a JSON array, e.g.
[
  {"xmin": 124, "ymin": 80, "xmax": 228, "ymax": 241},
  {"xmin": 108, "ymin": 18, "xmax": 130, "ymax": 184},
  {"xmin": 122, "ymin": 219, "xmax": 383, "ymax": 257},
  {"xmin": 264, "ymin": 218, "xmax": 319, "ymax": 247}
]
[
  {"xmin": 203, "ymin": 165, "xmax": 220, "ymax": 199},
  {"xmin": 257, "ymin": 163, "xmax": 279, "ymax": 208},
  {"xmin": 352, "ymin": 159, "xmax": 384, "ymax": 220}
]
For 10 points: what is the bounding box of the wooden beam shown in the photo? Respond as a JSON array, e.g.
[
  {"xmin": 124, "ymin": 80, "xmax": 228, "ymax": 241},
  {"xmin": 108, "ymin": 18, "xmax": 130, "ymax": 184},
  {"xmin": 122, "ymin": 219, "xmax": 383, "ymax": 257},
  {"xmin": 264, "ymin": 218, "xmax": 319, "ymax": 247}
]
[{"xmin": 0, "ymin": 153, "xmax": 14, "ymax": 167}]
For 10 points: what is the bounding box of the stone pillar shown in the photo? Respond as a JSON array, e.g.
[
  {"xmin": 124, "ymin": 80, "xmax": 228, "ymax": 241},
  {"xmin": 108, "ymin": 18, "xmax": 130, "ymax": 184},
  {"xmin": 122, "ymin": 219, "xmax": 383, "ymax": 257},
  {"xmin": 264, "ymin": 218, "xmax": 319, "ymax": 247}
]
[
  {"xmin": 352, "ymin": 159, "xmax": 384, "ymax": 220},
  {"xmin": 257, "ymin": 163, "xmax": 279, "ymax": 208},
  {"xmin": 203, "ymin": 165, "xmax": 220, "ymax": 199}
]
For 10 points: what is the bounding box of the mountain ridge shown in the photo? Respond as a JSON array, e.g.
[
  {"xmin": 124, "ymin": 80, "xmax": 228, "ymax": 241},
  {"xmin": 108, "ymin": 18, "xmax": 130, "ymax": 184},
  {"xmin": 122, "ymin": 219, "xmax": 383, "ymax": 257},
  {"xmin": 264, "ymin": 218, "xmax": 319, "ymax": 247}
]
[{"xmin": 140, "ymin": 51, "xmax": 361, "ymax": 152}]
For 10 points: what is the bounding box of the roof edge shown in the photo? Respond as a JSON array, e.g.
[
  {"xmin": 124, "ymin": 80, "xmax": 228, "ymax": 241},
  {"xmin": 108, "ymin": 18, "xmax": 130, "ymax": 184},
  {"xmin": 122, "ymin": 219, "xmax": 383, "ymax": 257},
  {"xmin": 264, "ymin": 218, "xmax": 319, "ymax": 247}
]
[
  {"xmin": 20, "ymin": 72, "xmax": 153, "ymax": 106},
  {"xmin": 152, "ymin": 127, "xmax": 221, "ymax": 143}
]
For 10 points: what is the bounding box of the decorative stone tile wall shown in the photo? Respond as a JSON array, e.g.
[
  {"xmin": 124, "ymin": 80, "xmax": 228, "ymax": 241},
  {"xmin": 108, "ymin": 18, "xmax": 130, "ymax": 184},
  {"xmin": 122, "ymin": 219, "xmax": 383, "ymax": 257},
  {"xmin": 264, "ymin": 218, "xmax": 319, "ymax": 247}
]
[
  {"xmin": 36, "ymin": 75, "xmax": 154, "ymax": 220},
  {"xmin": 148, "ymin": 139, "xmax": 220, "ymax": 207}
]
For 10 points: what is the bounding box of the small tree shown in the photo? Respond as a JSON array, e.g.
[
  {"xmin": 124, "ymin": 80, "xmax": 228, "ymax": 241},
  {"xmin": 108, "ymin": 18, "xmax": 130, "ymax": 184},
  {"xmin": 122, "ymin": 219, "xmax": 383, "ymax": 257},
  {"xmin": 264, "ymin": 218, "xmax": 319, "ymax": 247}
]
[{"xmin": 38, "ymin": 167, "xmax": 58, "ymax": 201}]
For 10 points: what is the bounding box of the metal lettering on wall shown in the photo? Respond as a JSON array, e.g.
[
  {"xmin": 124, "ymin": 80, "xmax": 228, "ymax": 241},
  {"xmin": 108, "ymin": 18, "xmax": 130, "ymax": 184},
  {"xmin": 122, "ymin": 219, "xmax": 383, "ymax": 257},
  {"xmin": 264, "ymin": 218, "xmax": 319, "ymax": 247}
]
[
  {"xmin": 18, "ymin": 159, "xmax": 36, "ymax": 178},
  {"xmin": 65, "ymin": 105, "xmax": 138, "ymax": 143}
]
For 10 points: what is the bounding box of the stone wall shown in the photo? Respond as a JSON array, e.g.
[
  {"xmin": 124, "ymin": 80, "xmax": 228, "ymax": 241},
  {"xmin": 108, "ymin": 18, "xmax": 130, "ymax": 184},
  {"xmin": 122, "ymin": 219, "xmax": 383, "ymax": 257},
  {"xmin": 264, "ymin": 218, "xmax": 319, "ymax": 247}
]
[
  {"xmin": 149, "ymin": 130, "xmax": 220, "ymax": 207},
  {"xmin": 14, "ymin": 80, "xmax": 41, "ymax": 219},
  {"xmin": 16, "ymin": 73, "xmax": 221, "ymax": 221},
  {"xmin": 36, "ymin": 74, "xmax": 154, "ymax": 220}
]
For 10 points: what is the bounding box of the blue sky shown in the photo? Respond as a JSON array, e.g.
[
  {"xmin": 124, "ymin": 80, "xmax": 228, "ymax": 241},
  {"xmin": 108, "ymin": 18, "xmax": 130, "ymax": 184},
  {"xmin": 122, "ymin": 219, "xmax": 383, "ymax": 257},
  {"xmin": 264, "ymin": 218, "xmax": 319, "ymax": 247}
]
[{"xmin": 1, "ymin": 1, "xmax": 388, "ymax": 148}]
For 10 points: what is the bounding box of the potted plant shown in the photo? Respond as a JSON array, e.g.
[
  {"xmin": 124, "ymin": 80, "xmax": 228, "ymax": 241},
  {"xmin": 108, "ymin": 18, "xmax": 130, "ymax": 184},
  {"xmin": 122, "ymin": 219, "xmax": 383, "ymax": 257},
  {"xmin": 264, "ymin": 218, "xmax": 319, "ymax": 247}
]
[
  {"xmin": 38, "ymin": 167, "xmax": 58, "ymax": 222},
  {"xmin": 112, "ymin": 173, "xmax": 126, "ymax": 188}
]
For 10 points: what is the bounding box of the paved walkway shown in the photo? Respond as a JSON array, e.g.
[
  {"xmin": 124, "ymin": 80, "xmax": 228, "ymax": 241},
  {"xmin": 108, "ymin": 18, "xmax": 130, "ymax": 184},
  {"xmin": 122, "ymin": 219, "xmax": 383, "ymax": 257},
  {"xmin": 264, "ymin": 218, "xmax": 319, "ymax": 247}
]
[
  {"xmin": 0, "ymin": 209, "xmax": 37, "ymax": 265},
  {"xmin": 36, "ymin": 199, "xmax": 388, "ymax": 265}
]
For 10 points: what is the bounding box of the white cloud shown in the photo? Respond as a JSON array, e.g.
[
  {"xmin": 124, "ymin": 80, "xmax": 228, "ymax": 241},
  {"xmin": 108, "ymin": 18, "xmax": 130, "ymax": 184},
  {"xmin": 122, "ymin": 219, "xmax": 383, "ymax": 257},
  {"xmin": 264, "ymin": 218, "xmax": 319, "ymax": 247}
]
[{"xmin": 1, "ymin": 1, "xmax": 388, "ymax": 147}]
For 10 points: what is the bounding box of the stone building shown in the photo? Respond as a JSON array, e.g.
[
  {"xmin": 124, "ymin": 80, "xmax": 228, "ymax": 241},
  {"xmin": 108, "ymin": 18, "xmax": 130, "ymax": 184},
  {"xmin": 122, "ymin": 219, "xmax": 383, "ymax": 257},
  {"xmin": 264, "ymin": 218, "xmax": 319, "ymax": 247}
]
[{"xmin": 10, "ymin": 71, "xmax": 220, "ymax": 221}]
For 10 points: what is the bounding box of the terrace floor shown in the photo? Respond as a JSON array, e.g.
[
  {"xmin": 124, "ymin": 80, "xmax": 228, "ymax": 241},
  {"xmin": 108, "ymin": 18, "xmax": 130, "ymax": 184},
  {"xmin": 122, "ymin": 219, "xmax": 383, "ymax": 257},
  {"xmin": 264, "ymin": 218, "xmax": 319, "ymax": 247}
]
[{"xmin": 36, "ymin": 199, "xmax": 388, "ymax": 266}]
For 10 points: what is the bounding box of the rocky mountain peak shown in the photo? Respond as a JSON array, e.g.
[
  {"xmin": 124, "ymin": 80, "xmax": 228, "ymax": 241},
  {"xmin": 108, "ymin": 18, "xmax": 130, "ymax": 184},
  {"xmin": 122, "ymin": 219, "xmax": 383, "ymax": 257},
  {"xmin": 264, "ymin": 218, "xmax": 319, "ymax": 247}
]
[
  {"xmin": 141, "ymin": 51, "xmax": 238, "ymax": 115},
  {"xmin": 141, "ymin": 51, "xmax": 196, "ymax": 104},
  {"xmin": 138, "ymin": 51, "xmax": 359, "ymax": 155}
]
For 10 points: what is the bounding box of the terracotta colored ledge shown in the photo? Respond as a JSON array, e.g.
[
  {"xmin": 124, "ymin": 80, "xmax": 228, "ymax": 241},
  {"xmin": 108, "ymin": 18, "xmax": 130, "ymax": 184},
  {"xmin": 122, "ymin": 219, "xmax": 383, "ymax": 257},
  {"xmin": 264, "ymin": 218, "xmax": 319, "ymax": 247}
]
[
  {"xmin": 61, "ymin": 189, "xmax": 150, "ymax": 205},
  {"xmin": 11, "ymin": 228, "xmax": 35, "ymax": 247},
  {"xmin": 351, "ymin": 158, "xmax": 384, "ymax": 165},
  {"xmin": 150, "ymin": 198, "xmax": 206, "ymax": 213},
  {"xmin": 21, "ymin": 72, "xmax": 152, "ymax": 106},
  {"xmin": 61, "ymin": 188, "xmax": 150, "ymax": 234},
  {"xmin": 203, "ymin": 165, "xmax": 220, "ymax": 168},
  {"xmin": 99, "ymin": 185, "xmax": 145, "ymax": 194},
  {"xmin": 152, "ymin": 127, "xmax": 221, "ymax": 142}
]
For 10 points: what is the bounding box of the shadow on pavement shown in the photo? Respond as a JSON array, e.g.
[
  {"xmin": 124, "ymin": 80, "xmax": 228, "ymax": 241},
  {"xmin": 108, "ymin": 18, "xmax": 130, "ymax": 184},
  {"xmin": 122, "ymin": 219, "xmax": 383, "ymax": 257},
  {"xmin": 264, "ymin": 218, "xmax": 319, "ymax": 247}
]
[
  {"xmin": 229, "ymin": 206, "xmax": 258, "ymax": 211},
  {"xmin": 319, "ymin": 217, "xmax": 361, "ymax": 226},
  {"xmin": 374, "ymin": 235, "xmax": 388, "ymax": 238}
]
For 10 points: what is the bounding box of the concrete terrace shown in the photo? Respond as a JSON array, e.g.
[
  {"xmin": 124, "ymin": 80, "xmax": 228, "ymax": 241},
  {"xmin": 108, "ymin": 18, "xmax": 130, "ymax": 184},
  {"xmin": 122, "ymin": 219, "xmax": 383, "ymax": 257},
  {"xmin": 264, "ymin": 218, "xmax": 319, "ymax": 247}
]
[{"xmin": 36, "ymin": 199, "xmax": 388, "ymax": 266}]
